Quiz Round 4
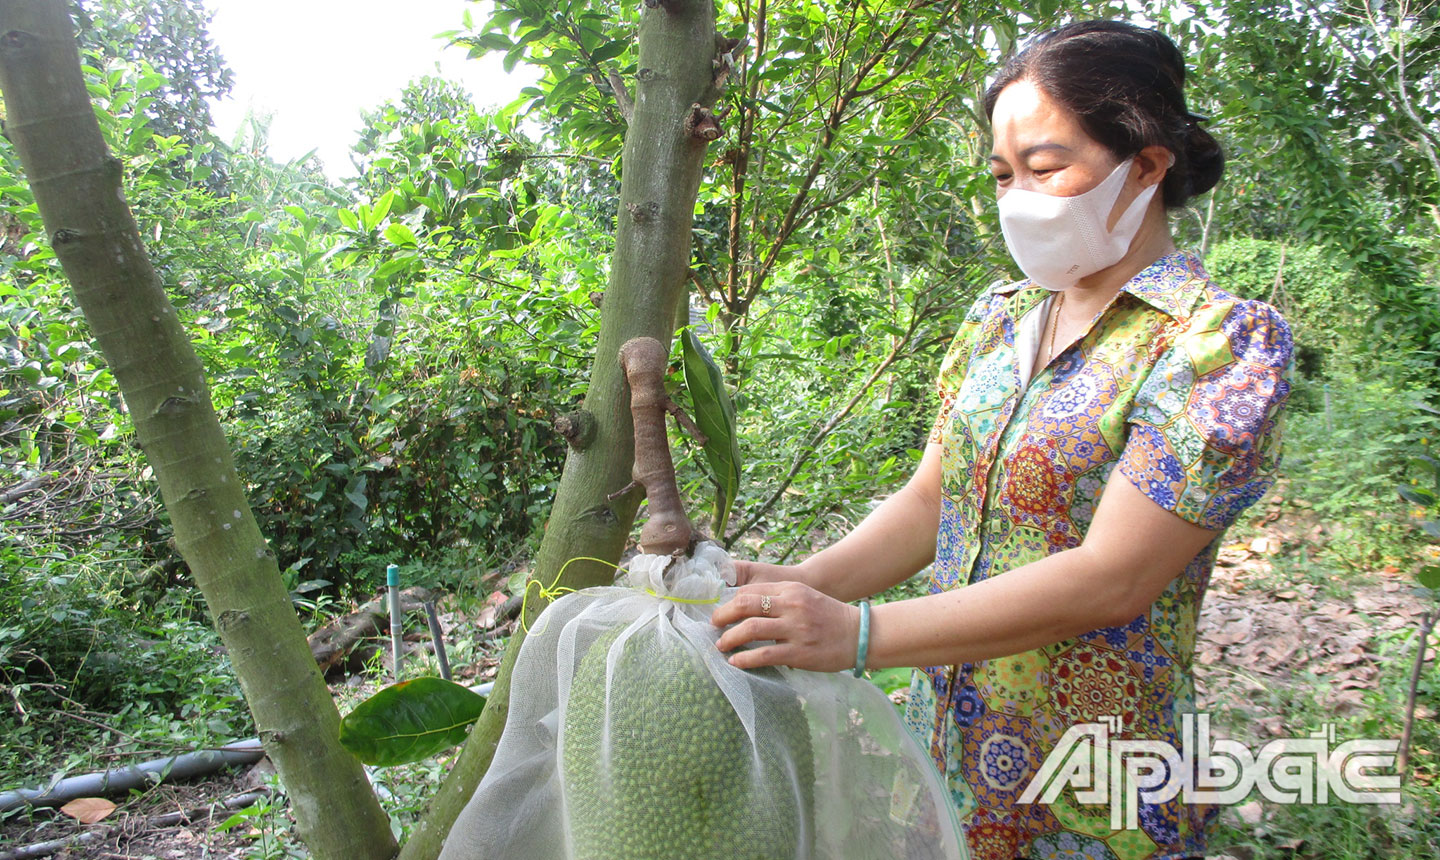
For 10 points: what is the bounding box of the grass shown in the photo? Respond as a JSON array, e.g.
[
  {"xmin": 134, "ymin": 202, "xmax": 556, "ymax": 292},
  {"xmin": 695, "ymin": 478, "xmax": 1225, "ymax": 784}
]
[{"xmin": 1212, "ymin": 800, "xmax": 1440, "ymax": 860}]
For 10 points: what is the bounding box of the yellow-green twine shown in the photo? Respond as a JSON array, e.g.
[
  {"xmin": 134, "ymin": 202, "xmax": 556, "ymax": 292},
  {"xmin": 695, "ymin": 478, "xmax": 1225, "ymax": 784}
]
[
  {"xmin": 519, "ymin": 556, "xmax": 622, "ymax": 634},
  {"xmin": 518, "ymin": 557, "xmax": 725, "ymax": 634},
  {"xmin": 643, "ymin": 588, "xmax": 722, "ymax": 606}
]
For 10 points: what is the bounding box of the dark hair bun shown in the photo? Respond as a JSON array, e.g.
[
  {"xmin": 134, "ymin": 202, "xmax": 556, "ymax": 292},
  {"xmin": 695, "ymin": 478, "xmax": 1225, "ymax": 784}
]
[
  {"xmin": 985, "ymin": 20, "xmax": 1223, "ymax": 208},
  {"xmin": 1182, "ymin": 122, "xmax": 1224, "ymax": 201}
]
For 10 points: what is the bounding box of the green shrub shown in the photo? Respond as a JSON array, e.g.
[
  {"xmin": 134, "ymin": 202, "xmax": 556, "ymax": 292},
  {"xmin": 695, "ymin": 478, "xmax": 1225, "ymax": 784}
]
[
  {"xmin": 1206, "ymin": 237, "xmax": 1368, "ymax": 382},
  {"xmin": 0, "ymin": 545, "xmax": 249, "ymax": 788},
  {"xmin": 1279, "ymin": 357, "xmax": 1438, "ymax": 570}
]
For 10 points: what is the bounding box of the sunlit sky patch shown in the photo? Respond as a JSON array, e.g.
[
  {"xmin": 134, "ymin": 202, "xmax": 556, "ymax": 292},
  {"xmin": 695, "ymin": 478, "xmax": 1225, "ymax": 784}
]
[{"xmin": 206, "ymin": 0, "xmax": 536, "ymax": 179}]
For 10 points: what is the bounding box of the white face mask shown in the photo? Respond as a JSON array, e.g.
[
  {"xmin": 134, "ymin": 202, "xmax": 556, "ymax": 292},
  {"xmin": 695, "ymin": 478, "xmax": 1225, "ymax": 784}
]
[{"xmin": 996, "ymin": 157, "xmax": 1159, "ymax": 291}]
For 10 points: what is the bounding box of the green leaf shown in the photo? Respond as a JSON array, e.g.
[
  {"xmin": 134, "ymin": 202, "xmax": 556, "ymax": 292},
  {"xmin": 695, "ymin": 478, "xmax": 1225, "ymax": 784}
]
[
  {"xmin": 590, "ymin": 40, "xmax": 628, "ymax": 65},
  {"xmin": 338, "ymin": 677, "xmax": 486, "ymax": 767},
  {"xmin": 344, "ymin": 475, "xmax": 368, "ymax": 513},
  {"xmin": 1418, "ymin": 565, "xmax": 1440, "ymax": 591},
  {"xmin": 365, "ymin": 191, "xmax": 395, "ymax": 232},
  {"xmin": 374, "ymin": 256, "xmax": 417, "ymax": 281},
  {"xmin": 1399, "ymin": 486, "xmax": 1437, "ymax": 507},
  {"xmin": 682, "ymin": 329, "xmax": 741, "ymax": 536},
  {"xmin": 866, "ymin": 666, "xmax": 912, "ymax": 695},
  {"xmin": 372, "ymin": 391, "xmax": 405, "ymax": 413},
  {"xmin": 504, "ymin": 45, "xmax": 525, "ymax": 74},
  {"xmin": 383, "ymin": 223, "xmax": 418, "ymax": 247}
]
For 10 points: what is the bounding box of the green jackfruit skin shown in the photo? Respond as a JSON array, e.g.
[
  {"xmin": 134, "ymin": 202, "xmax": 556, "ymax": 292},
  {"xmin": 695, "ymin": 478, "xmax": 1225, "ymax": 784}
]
[{"xmin": 561, "ymin": 626, "xmax": 815, "ymax": 860}]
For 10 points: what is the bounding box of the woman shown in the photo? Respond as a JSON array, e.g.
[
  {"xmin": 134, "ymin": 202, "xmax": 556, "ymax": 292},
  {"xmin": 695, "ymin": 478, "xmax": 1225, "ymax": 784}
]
[{"xmin": 711, "ymin": 20, "xmax": 1293, "ymax": 860}]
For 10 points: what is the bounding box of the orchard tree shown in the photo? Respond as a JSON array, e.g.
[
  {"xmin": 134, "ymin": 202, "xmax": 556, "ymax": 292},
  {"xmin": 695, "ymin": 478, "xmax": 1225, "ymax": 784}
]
[
  {"xmin": 440, "ymin": 0, "xmax": 1126, "ymax": 543},
  {"xmin": 0, "ymin": 1, "xmax": 397, "ymax": 858}
]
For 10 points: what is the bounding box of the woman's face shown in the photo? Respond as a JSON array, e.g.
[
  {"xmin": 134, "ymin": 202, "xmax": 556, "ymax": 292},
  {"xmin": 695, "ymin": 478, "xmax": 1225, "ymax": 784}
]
[
  {"xmin": 989, "ymin": 78, "xmax": 1173, "ymax": 234},
  {"xmin": 988, "ymin": 78, "xmax": 1124, "ymax": 200}
]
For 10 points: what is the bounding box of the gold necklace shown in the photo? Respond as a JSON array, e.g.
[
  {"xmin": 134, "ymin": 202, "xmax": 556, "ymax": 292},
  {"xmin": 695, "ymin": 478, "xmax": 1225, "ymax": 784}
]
[{"xmin": 1046, "ymin": 292, "xmax": 1065, "ymax": 364}]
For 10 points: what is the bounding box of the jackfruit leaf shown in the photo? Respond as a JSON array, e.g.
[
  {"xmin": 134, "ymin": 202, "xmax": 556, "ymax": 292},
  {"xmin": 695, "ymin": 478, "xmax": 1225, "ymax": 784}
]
[
  {"xmin": 339, "ymin": 677, "xmax": 486, "ymax": 767},
  {"xmin": 1419, "ymin": 565, "xmax": 1440, "ymax": 591},
  {"xmin": 682, "ymin": 328, "xmax": 741, "ymax": 537}
]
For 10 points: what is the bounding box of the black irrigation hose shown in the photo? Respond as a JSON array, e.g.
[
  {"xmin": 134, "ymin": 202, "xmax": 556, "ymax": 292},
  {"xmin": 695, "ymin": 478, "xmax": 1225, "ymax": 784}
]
[
  {"xmin": 0, "ymin": 741, "xmax": 265, "ymax": 812},
  {"xmin": 0, "ymin": 682, "xmax": 496, "ymax": 813}
]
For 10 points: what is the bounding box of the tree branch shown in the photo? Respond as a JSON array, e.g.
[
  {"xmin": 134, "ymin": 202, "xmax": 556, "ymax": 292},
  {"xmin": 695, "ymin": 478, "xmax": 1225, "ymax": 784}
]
[
  {"xmin": 740, "ymin": 3, "xmax": 959, "ymax": 309},
  {"xmin": 729, "ymin": 307, "xmax": 932, "ymax": 540},
  {"xmin": 608, "ymin": 69, "xmax": 634, "ymax": 123}
]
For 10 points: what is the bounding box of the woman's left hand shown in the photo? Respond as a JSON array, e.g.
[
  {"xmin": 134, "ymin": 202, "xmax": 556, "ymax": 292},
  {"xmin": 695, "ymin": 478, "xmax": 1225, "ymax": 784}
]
[{"xmin": 711, "ymin": 581, "xmax": 861, "ymax": 672}]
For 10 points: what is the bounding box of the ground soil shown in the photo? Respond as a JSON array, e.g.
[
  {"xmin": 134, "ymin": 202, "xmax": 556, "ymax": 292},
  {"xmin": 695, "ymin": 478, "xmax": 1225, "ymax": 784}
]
[{"xmin": 1, "ymin": 772, "xmax": 267, "ymax": 860}]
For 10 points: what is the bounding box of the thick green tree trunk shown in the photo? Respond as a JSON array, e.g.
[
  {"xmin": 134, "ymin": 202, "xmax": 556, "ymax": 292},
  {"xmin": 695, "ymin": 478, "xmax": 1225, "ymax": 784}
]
[
  {"xmin": 398, "ymin": 3, "xmax": 720, "ymax": 858},
  {"xmin": 0, "ymin": 3, "xmax": 396, "ymax": 857}
]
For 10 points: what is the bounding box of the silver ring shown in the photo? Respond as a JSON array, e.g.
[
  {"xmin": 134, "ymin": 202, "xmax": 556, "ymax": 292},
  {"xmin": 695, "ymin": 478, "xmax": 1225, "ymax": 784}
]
[{"xmin": 760, "ymin": 594, "xmax": 773, "ymax": 615}]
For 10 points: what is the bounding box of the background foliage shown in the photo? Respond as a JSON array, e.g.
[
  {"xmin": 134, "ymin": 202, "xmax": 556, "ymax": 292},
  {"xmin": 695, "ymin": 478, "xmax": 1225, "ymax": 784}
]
[{"xmin": 1, "ymin": 0, "xmax": 1437, "ymax": 850}]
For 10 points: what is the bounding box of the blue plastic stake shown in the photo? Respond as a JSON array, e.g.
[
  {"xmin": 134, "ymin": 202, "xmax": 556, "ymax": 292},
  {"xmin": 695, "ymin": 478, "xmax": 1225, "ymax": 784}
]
[{"xmin": 387, "ymin": 564, "xmax": 402, "ymax": 683}]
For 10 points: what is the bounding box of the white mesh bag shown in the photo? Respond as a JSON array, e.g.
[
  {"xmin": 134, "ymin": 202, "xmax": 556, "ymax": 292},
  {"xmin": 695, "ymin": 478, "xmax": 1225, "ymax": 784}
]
[{"xmin": 439, "ymin": 541, "xmax": 968, "ymax": 860}]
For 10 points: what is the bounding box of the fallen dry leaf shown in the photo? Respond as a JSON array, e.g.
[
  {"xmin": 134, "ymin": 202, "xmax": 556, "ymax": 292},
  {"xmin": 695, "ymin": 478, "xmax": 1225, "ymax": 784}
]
[
  {"xmin": 60, "ymin": 797, "xmax": 116, "ymax": 824},
  {"xmin": 474, "ymin": 590, "xmax": 509, "ymax": 629},
  {"xmin": 1209, "ymin": 615, "xmax": 1255, "ymax": 646},
  {"xmin": 1218, "ymin": 544, "xmax": 1253, "ymax": 567},
  {"xmin": 1318, "ymin": 603, "xmax": 1354, "ymax": 620},
  {"xmin": 1333, "ymin": 648, "xmax": 1367, "ymax": 666},
  {"xmin": 1257, "ymin": 716, "xmax": 1286, "ymax": 736},
  {"xmin": 1353, "ymin": 593, "xmax": 1392, "ymax": 614},
  {"xmin": 1328, "ymin": 689, "xmax": 1367, "ymax": 712}
]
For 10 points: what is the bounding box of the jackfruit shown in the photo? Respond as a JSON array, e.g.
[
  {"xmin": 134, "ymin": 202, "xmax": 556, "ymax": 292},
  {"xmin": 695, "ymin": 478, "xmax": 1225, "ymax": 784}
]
[{"xmin": 561, "ymin": 626, "xmax": 815, "ymax": 860}]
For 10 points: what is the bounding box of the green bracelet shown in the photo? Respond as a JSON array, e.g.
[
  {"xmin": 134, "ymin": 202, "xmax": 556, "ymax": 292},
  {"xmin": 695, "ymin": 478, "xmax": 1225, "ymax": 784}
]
[{"xmin": 852, "ymin": 600, "xmax": 871, "ymax": 678}]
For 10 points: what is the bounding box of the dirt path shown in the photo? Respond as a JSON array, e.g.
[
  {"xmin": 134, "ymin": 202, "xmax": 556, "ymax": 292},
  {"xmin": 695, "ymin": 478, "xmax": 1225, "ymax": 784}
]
[{"xmin": 1198, "ymin": 544, "xmax": 1434, "ymax": 749}]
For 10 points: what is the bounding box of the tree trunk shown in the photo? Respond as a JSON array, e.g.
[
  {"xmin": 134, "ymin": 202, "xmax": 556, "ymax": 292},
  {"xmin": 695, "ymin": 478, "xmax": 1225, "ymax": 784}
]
[
  {"xmin": 0, "ymin": 3, "xmax": 397, "ymax": 858},
  {"xmin": 397, "ymin": 3, "xmax": 719, "ymax": 859}
]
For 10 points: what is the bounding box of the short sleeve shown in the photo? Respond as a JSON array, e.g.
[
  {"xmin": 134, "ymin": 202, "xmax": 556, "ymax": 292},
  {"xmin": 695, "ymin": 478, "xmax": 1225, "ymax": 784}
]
[
  {"xmin": 1118, "ymin": 299, "xmax": 1294, "ymax": 530},
  {"xmin": 929, "ymin": 292, "xmax": 1000, "ymax": 444}
]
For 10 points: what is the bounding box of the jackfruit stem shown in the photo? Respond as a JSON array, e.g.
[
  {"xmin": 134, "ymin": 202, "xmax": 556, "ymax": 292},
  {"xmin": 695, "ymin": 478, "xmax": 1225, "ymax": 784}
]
[{"xmin": 619, "ymin": 337, "xmax": 694, "ymax": 555}]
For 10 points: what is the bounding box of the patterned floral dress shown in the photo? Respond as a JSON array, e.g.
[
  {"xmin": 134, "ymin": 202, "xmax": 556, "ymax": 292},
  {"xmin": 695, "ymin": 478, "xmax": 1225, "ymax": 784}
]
[{"xmin": 901, "ymin": 251, "xmax": 1293, "ymax": 860}]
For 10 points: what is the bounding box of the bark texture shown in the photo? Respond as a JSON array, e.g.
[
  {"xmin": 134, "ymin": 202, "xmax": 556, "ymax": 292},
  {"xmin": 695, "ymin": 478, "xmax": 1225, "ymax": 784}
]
[
  {"xmin": 397, "ymin": 3, "xmax": 720, "ymax": 858},
  {"xmin": 0, "ymin": 3, "xmax": 397, "ymax": 858}
]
